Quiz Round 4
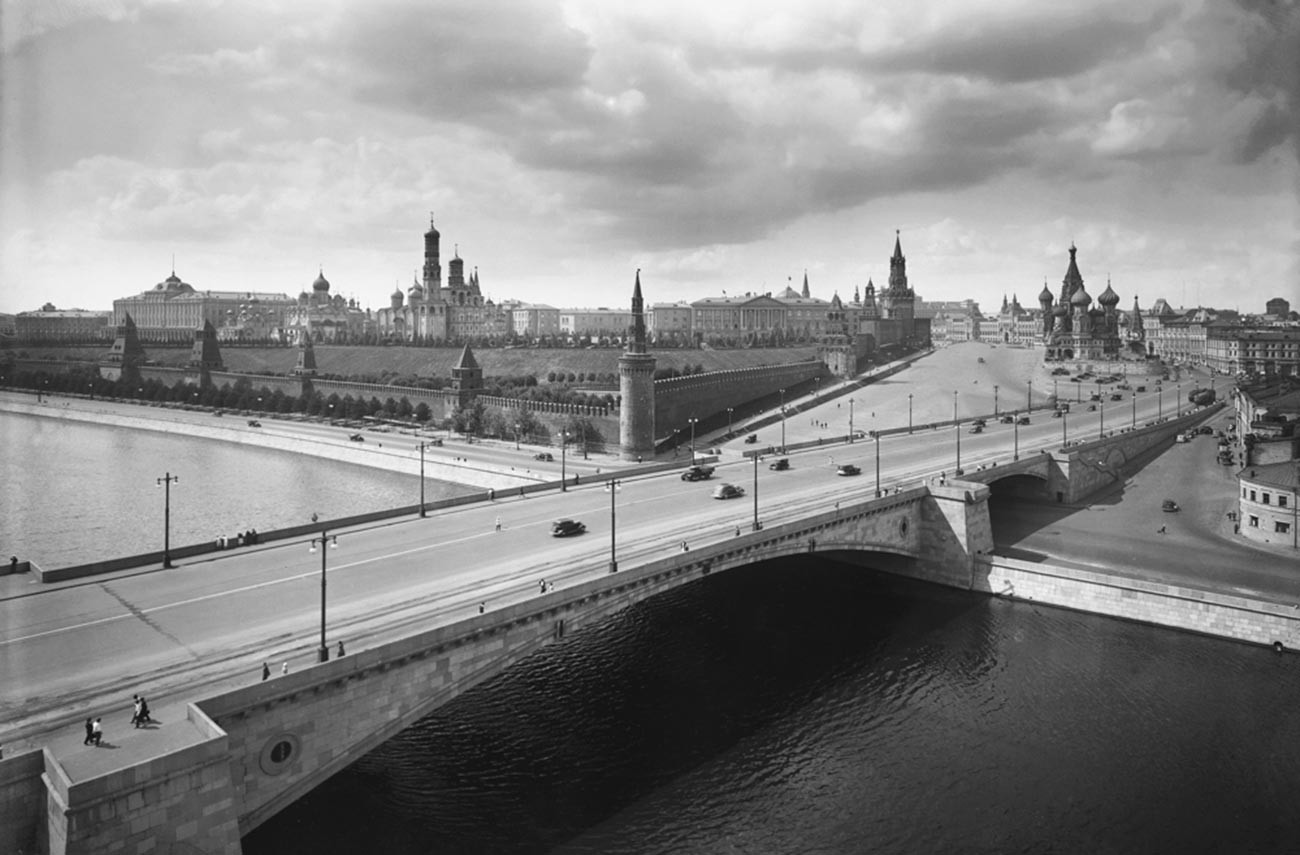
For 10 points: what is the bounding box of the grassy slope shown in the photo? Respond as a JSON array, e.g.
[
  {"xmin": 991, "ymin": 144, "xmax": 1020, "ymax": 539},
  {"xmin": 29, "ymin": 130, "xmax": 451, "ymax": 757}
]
[{"xmin": 9, "ymin": 345, "xmax": 822, "ymax": 381}]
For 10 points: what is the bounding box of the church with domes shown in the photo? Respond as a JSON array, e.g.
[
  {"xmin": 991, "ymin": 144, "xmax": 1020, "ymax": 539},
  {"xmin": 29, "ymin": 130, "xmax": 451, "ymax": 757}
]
[{"xmin": 1039, "ymin": 244, "xmax": 1123, "ymax": 361}]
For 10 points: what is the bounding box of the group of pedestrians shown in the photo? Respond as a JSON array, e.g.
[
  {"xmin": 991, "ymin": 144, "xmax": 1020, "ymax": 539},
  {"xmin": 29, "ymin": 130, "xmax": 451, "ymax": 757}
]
[
  {"xmin": 82, "ymin": 692, "xmax": 153, "ymax": 747},
  {"xmin": 215, "ymin": 529, "xmax": 260, "ymax": 550}
]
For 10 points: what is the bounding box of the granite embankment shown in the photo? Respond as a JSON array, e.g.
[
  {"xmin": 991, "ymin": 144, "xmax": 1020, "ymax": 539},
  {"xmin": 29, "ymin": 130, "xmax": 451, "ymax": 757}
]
[{"xmin": 0, "ymin": 393, "xmax": 532, "ymax": 490}]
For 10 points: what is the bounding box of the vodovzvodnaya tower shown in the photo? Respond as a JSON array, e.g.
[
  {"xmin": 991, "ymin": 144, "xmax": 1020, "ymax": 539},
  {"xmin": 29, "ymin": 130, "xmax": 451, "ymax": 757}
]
[{"xmin": 618, "ymin": 270, "xmax": 656, "ymax": 460}]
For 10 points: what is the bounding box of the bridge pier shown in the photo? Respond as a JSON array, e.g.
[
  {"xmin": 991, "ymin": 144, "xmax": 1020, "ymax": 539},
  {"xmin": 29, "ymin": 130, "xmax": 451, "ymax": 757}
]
[{"xmin": 913, "ymin": 479, "xmax": 993, "ymax": 589}]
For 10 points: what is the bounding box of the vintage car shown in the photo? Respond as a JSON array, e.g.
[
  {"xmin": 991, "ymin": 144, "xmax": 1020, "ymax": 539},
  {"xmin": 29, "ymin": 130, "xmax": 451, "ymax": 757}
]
[
  {"xmin": 551, "ymin": 518, "xmax": 587, "ymax": 537},
  {"xmin": 968, "ymin": 424, "xmax": 984, "ymax": 434},
  {"xmin": 533, "ymin": 452, "xmax": 554, "ymax": 462},
  {"xmin": 681, "ymin": 464, "xmax": 716, "ymax": 481},
  {"xmin": 712, "ymin": 483, "xmax": 745, "ymax": 500},
  {"xmin": 769, "ymin": 458, "xmax": 791, "ymax": 471},
  {"xmin": 1161, "ymin": 499, "xmax": 1180, "ymax": 513},
  {"xmin": 1000, "ymin": 415, "xmax": 1015, "ymax": 424},
  {"xmin": 836, "ymin": 464, "xmax": 861, "ymax": 477},
  {"xmin": 247, "ymin": 420, "xmax": 261, "ymax": 428},
  {"xmin": 1016, "ymin": 415, "xmax": 1031, "ymax": 425},
  {"xmin": 744, "ymin": 434, "xmax": 759, "ymax": 444},
  {"xmin": 348, "ymin": 433, "xmax": 365, "ymax": 442}
]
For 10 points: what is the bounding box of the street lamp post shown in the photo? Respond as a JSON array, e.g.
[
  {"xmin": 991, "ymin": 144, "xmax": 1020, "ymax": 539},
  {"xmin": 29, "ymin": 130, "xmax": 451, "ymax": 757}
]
[
  {"xmin": 953, "ymin": 391, "xmax": 961, "ymax": 474},
  {"xmin": 726, "ymin": 407, "xmax": 734, "ymax": 438},
  {"xmin": 779, "ymin": 389, "xmax": 786, "ymax": 451},
  {"xmin": 849, "ymin": 398, "xmax": 855, "ymax": 443},
  {"xmin": 1158, "ymin": 385, "xmax": 1163, "ymax": 420},
  {"xmin": 688, "ymin": 418, "xmax": 699, "ymax": 458},
  {"xmin": 1099, "ymin": 402, "xmax": 1105, "ymax": 438},
  {"xmin": 1176, "ymin": 383, "xmax": 1181, "ymax": 418},
  {"xmin": 417, "ymin": 441, "xmax": 432, "ymax": 517},
  {"xmin": 1027, "ymin": 380, "xmax": 1033, "ymax": 413},
  {"xmin": 605, "ymin": 480, "xmax": 621, "ymax": 572},
  {"xmin": 514, "ymin": 423, "xmax": 521, "ymax": 451},
  {"xmin": 309, "ymin": 529, "xmax": 339, "ymax": 662},
  {"xmin": 874, "ymin": 431, "xmax": 881, "ymax": 497},
  {"xmin": 156, "ymin": 472, "xmax": 178, "ymax": 569},
  {"xmin": 993, "ymin": 385, "xmax": 999, "ymax": 416},
  {"xmin": 560, "ymin": 430, "xmax": 569, "ymax": 491},
  {"xmin": 1061, "ymin": 409, "xmax": 1067, "ymax": 446},
  {"xmin": 751, "ymin": 452, "xmax": 761, "ymax": 531},
  {"xmin": 907, "ymin": 393, "xmax": 913, "ymax": 434},
  {"xmin": 581, "ymin": 422, "xmax": 588, "ymax": 459},
  {"xmin": 1132, "ymin": 391, "xmax": 1137, "ymax": 428},
  {"xmin": 1014, "ymin": 414, "xmax": 1019, "ymax": 460}
]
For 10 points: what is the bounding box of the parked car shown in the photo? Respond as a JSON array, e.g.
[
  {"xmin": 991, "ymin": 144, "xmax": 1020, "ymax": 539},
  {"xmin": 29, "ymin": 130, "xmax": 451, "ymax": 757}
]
[
  {"xmin": 744, "ymin": 433, "xmax": 759, "ymax": 444},
  {"xmin": 1110, "ymin": 393, "xmax": 1123, "ymax": 401},
  {"xmin": 1000, "ymin": 415, "xmax": 1015, "ymax": 424},
  {"xmin": 769, "ymin": 458, "xmax": 790, "ymax": 471},
  {"xmin": 1161, "ymin": 499, "xmax": 1180, "ymax": 513},
  {"xmin": 348, "ymin": 433, "xmax": 365, "ymax": 442},
  {"xmin": 1199, "ymin": 425, "xmax": 1214, "ymax": 435},
  {"xmin": 681, "ymin": 464, "xmax": 716, "ymax": 481},
  {"xmin": 1135, "ymin": 385, "xmax": 1146, "ymax": 392},
  {"xmin": 712, "ymin": 483, "xmax": 745, "ymax": 500},
  {"xmin": 836, "ymin": 464, "xmax": 861, "ymax": 477},
  {"xmin": 551, "ymin": 518, "xmax": 587, "ymax": 537},
  {"xmin": 533, "ymin": 452, "xmax": 554, "ymax": 462},
  {"xmin": 1016, "ymin": 416, "xmax": 1030, "ymax": 425},
  {"xmin": 247, "ymin": 420, "xmax": 261, "ymax": 427},
  {"xmin": 968, "ymin": 424, "xmax": 984, "ymax": 434}
]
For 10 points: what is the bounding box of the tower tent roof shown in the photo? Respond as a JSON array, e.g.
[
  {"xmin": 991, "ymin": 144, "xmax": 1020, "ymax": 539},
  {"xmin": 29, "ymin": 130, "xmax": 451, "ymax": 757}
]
[{"xmin": 454, "ymin": 343, "xmax": 480, "ymax": 371}]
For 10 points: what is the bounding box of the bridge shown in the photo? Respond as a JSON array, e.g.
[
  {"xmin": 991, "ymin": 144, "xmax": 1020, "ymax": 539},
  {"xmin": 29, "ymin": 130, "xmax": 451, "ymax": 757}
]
[{"xmin": 0, "ymin": 404, "xmax": 1221, "ymax": 854}]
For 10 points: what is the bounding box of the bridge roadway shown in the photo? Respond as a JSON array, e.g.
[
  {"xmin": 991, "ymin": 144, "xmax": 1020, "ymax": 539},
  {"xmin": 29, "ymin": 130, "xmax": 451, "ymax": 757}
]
[{"xmin": 1, "ymin": 388, "xmax": 1196, "ymax": 755}]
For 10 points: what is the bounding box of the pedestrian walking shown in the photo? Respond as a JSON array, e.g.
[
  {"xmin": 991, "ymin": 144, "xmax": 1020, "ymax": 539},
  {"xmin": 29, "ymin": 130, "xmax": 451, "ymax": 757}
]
[
  {"xmin": 1157, "ymin": 525, "xmax": 1166, "ymax": 534},
  {"xmin": 337, "ymin": 640, "xmax": 345, "ymax": 657},
  {"xmin": 495, "ymin": 516, "xmax": 502, "ymax": 532},
  {"xmin": 262, "ymin": 662, "xmax": 270, "ymax": 681},
  {"xmin": 539, "ymin": 579, "xmax": 547, "ymax": 594},
  {"xmin": 138, "ymin": 695, "xmax": 150, "ymax": 725},
  {"xmin": 132, "ymin": 695, "xmax": 142, "ymax": 728},
  {"xmin": 281, "ymin": 661, "xmax": 289, "ymax": 676},
  {"xmin": 478, "ymin": 602, "xmax": 486, "ymax": 614},
  {"xmin": 92, "ymin": 718, "xmax": 103, "ymax": 746},
  {"xmin": 83, "ymin": 718, "xmax": 93, "ymax": 745}
]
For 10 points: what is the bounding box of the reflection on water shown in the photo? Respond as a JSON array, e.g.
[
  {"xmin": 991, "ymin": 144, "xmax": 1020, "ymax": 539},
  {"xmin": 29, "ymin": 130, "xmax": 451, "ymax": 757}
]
[
  {"xmin": 0, "ymin": 411, "xmax": 474, "ymax": 567},
  {"xmin": 246, "ymin": 559, "xmax": 1300, "ymax": 855}
]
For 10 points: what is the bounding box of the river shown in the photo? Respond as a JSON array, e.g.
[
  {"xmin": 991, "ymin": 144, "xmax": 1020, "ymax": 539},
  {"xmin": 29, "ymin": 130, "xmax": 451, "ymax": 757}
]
[
  {"xmin": 244, "ymin": 559, "xmax": 1300, "ymax": 855},
  {"xmin": 0, "ymin": 410, "xmax": 475, "ymax": 568}
]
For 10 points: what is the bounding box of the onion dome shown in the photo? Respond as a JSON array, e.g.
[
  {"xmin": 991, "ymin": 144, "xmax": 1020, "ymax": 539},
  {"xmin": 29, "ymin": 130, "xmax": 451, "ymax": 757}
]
[
  {"xmin": 312, "ymin": 268, "xmax": 330, "ymax": 292},
  {"xmin": 1038, "ymin": 281, "xmax": 1053, "ymax": 305},
  {"xmin": 1070, "ymin": 285, "xmax": 1092, "ymax": 307},
  {"xmin": 1052, "ymin": 303, "xmax": 1069, "ymax": 317},
  {"xmin": 1098, "ymin": 279, "xmax": 1119, "ymax": 307},
  {"xmin": 298, "ymin": 291, "xmax": 310, "ymax": 303}
]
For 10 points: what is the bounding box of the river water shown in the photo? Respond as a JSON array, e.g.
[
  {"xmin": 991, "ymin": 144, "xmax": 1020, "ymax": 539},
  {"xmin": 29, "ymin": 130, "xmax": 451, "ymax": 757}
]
[
  {"xmin": 245, "ymin": 560, "xmax": 1300, "ymax": 855},
  {"xmin": 0, "ymin": 410, "xmax": 474, "ymax": 568}
]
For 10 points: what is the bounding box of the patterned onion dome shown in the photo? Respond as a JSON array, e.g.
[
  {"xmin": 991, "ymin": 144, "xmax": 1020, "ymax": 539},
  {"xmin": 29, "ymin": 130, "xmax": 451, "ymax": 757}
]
[
  {"xmin": 1070, "ymin": 285, "xmax": 1092, "ymax": 307},
  {"xmin": 1098, "ymin": 281, "xmax": 1120, "ymax": 307},
  {"xmin": 312, "ymin": 270, "xmax": 330, "ymax": 292}
]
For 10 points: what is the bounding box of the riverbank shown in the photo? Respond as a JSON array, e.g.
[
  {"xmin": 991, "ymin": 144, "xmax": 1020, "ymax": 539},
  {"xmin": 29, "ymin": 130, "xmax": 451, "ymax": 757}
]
[{"xmin": 0, "ymin": 391, "xmax": 543, "ymax": 490}]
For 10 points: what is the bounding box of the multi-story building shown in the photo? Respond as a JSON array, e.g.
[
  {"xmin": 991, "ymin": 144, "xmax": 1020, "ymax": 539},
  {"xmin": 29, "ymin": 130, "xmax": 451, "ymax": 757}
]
[
  {"xmin": 511, "ymin": 303, "xmax": 561, "ymax": 339},
  {"xmin": 113, "ymin": 271, "xmax": 294, "ymax": 344},
  {"xmin": 15, "ymin": 304, "xmax": 112, "ymax": 344},
  {"xmin": 647, "ymin": 302, "xmax": 693, "ymax": 345},
  {"xmin": 560, "ymin": 307, "xmax": 634, "ymax": 341},
  {"xmin": 1207, "ymin": 328, "xmax": 1300, "ymax": 377},
  {"xmin": 1236, "ymin": 462, "xmax": 1298, "ymax": 548}
]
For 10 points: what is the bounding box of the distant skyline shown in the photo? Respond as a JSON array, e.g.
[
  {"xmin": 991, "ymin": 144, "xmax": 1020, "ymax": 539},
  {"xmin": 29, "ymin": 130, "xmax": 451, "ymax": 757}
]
[{"xmin": 2, "ymin": 0, "xmax": 1296, "ymax": 318}]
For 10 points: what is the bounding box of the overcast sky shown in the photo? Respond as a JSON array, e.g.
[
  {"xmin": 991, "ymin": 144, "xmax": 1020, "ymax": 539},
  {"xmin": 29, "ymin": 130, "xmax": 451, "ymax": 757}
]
[{"xmin": 2, "ymin": 0, "xmax": 1297, "ymax": 318}]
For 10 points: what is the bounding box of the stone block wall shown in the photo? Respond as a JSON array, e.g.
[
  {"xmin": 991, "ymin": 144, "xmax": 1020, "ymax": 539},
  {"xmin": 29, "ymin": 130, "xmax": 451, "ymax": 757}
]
[
  {"xmin": 43, "ymin": 707, "xmax": 241, "ymax": 855},
  {"xmin": 913, "ymin": 479, "xmax": 993, "ymax": 588},
  {"xmin": 654, "ymin": 361, "xmax": 825, "ymax": 440},
  {"xmin": 0, "ymin": 748, "xmax": 46, "ymax": 855},
  {"xmin": 974, "ymin": 555, "xmax": 1300, "ymax": 650}
]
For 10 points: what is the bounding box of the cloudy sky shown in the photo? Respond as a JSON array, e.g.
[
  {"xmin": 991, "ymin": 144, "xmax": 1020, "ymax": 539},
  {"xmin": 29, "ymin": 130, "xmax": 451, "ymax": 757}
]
[{"xmin": 2, "ymin": 0, "xmax": 1296, "ymax": 318}]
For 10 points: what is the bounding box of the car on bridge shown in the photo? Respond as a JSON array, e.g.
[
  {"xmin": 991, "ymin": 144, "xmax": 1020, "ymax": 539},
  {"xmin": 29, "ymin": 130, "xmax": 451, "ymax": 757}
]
[
  {"xmin": 348, "ymin": 433, "xmax": 365, "ymax": 442},
  {"xmin": 551, "ymin": 518, "xmax": 587, "ymax": 537},
  {"xmin": 681, "ymin": 464, "xmax": 716, "ymax": 481},
  {"xmin": 1087, "ymin": 403, "xmax": 1097, "ymax": 411},
  {"xmin": 1017, "ymin": 415, "xmax": 1031, "ymax": 425},
  {"xmin": 534, "ymin": 452, "xmax": 554, "ymax": 462},
  {"xmin": 769, "ymin": 458, "xmax": 790, "ymax": 471},
  {"xmin": 1052, "ymin": 410, "xmax": 1063, "ymax": 418},
  {"xmin": 1000, "ymin": 415, "xmax": 1015, "ymax": 424},
  {"xmin": 973, "ymin": 418, "xmax": 987, "ymax": 427},
  {"xmin": 712, "ymin": 483, "xmax": 745, "ymax": 500},
  {"xmin": 836, "ymin": 464, "xmax": 861, "ymax": 477},
  {"xmin": 247, "ymin": 420, "xmax": 261, "ymax": 427},
  {"xmin": 1110, "ymin": 393, "xmax": 1123, "ymax": 401},
  {"xmin": 969, "ymin": 424, "xmax": 984, "ymax": 434},
  {"xmin": 744, "ymin": 434, "xmax": 759, "ymax": 444},
  {"xmin": 1162, "ymin": 499, "xmax": 1180, "ymax": 513}
]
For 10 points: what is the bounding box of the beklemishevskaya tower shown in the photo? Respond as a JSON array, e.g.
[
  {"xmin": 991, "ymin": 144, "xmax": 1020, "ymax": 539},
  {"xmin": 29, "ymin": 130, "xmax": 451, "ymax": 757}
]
[{"xmin": 618, "ymin": 270, "xmax": 656, "ymax": 460}]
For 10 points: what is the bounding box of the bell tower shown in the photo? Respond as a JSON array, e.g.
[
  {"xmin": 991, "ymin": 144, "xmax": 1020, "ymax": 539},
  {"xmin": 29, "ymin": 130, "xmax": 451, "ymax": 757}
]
[{"xmin": 618, "ymin": 270, "xmax": 656, "ymax": 460}]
